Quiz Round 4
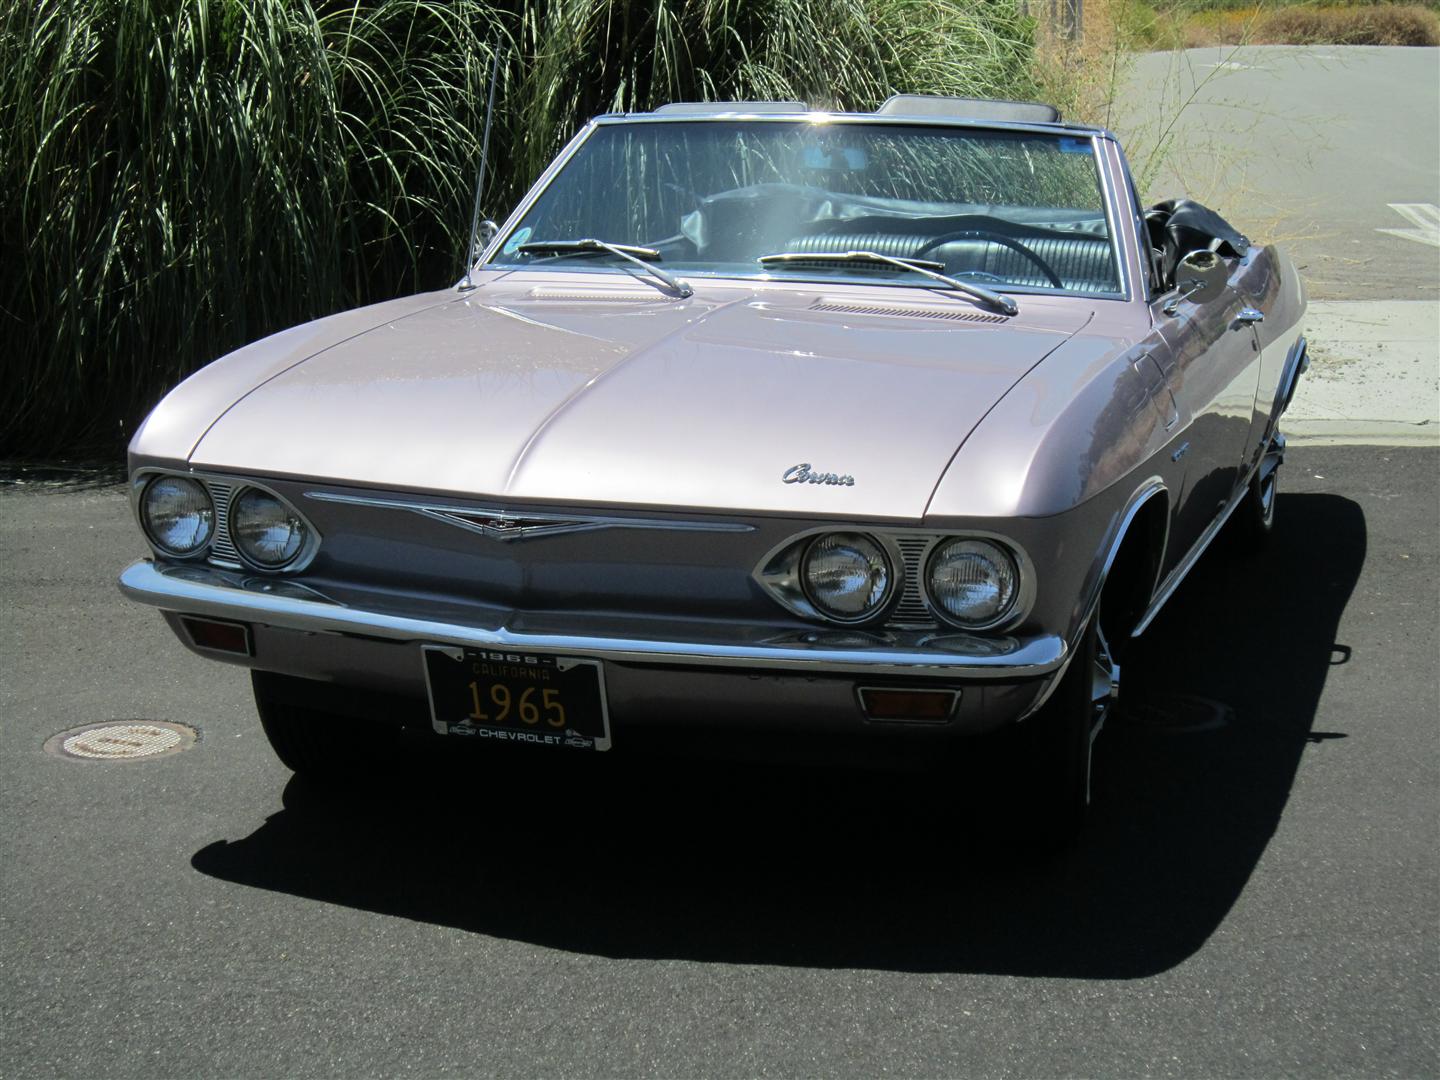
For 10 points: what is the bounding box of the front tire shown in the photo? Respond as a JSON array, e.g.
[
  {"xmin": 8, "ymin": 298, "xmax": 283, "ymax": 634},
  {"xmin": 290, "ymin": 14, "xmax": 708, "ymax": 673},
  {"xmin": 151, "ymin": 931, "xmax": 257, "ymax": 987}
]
[
  {"xmin": 1230, "ymin": 437, "xmax": 1282, "ymax": 552},
  {"xmin": 251, "ymin": 672, "xmax": 401, "ymax": 782},
  {"xmin": 1013, "ymin": 613, "xmax": 1117, "ymax": 845}
]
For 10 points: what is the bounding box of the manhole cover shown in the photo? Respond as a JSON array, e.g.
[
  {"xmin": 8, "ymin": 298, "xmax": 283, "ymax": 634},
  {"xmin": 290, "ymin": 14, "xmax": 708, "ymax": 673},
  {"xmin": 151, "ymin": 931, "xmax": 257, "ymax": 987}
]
[
  {"xmin": 1123, "ymin": 694, "xmax": 1234, "ymax": 735},
  {"xmin": 44, "ymin": 721, "xmax": 198, "ymax": 761}
]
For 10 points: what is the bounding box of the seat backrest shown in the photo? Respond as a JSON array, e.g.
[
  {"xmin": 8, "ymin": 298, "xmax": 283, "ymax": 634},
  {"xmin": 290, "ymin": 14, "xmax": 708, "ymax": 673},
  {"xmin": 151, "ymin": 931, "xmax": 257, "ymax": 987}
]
[{"xmin": 782, "ymin": 219, "xmax": 1118, "ymax": 293}]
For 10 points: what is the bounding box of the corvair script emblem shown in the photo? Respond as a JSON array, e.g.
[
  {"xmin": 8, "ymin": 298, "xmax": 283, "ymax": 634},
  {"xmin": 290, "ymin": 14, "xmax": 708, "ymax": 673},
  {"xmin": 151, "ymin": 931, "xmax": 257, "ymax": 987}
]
[{"xmin": 782, "ymin": 463, "xmax": 855, "ymax": 487}]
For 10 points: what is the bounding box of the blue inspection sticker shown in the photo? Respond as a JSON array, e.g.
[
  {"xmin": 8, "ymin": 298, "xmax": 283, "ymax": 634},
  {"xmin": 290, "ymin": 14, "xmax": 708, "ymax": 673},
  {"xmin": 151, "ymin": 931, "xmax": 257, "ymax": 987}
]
[
  {"xmin": 502, "ymin": 226, "xmax": 532, "ymax": 255},
  {"xmin": 1058, "ymin": 137, "xmax": 1092, "ymax": 154}
]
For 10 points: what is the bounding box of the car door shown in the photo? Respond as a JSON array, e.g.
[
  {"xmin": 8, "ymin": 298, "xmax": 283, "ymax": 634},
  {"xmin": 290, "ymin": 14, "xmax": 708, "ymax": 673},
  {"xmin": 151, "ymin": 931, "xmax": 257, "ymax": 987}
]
[{"xmin": 1150, "ymin": 272, "xmax": 1264, "ymax": 577}]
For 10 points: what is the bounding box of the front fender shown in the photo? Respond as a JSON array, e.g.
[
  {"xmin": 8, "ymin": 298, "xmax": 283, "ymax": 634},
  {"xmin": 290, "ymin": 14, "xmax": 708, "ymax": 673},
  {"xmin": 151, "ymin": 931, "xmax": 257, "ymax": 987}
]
[{"xmin": 927, "ymin": 332, "xmax": 1177, "ymax": 521}]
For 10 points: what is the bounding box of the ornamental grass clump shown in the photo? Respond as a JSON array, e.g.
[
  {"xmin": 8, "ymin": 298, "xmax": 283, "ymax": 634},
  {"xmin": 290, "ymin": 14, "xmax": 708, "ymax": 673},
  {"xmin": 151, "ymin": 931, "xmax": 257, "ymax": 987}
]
[
  {"xmin": 2, "ymin": 0, "xmax": 502, "ymax": 457},
  {"xmin": 1, "ymin": 0, "xmax": 1038, "ymax": 459}
]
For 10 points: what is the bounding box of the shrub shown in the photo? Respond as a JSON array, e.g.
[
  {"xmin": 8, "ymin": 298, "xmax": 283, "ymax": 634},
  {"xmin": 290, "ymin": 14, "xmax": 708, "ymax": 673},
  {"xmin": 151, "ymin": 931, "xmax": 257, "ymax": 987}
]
[
  {"xmin": 1, "ymin": 0, "xmax": 503, "ymax": 458},
  {"xmin": 1, "ymin": 0, "xmax": 1039, "ymax": 459},
  {"xmin": 1259, "ymin": 4, "xmax": 1440, "ymax": 43}
]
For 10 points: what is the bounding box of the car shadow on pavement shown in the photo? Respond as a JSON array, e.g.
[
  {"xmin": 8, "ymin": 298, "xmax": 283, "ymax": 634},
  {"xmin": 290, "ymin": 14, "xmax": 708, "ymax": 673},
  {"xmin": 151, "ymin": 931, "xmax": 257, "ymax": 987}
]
[{"xmin": 192, "ymin": 492, "xmax": 1365, "ymax": 978}]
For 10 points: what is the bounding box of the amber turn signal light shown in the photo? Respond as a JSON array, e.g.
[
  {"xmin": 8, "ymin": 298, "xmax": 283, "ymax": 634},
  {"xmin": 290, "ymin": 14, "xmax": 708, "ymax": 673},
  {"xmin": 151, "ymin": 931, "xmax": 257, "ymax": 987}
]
[
  {"xmin": 180, "ymin": 617, "xmax": 252, "ymax": 656},
  {"xmin": 858, "ymin": 687, "xmax": 959, "ymax": 722}
]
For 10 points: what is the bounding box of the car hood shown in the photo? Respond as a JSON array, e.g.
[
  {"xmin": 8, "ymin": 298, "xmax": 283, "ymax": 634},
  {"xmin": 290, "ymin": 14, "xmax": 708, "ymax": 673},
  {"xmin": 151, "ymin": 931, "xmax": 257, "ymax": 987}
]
[{"xmin": 189, "ymin": 280, "xmax": 1090, "ymax": 518}]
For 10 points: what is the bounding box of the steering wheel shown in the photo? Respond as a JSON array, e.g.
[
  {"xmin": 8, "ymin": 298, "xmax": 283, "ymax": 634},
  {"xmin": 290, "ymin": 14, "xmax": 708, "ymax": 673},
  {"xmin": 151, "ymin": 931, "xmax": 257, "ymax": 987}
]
[
  {"xmin": 915, "ymin": 230, "xmax": 1065, "ymax": 289},
  {"xmin": 947, "ymin": 269, "xmax": 1008, "ymax": 284}
]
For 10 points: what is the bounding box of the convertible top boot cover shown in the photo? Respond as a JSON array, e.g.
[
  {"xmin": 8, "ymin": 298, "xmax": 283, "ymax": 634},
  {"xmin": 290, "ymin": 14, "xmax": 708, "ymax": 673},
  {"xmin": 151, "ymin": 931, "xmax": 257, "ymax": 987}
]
[{"xmin": 1147, "ymin": 198, "xmax": 1251, "ymax": 286}]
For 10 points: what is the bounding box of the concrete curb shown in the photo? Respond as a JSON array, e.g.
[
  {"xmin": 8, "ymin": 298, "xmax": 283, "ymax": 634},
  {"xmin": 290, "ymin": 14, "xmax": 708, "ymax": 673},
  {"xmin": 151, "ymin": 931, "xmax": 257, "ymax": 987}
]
[{"xmin": 1286, "ymin": 300, "xmax": 1439, "ymax": 446}]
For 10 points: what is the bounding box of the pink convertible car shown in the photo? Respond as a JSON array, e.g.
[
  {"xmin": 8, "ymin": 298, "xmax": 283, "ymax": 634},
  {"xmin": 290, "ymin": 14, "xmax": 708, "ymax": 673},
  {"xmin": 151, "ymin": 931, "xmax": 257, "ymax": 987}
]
[{"xmin": 120, "ymin": 97, "xmax": 1307, "ymax": 836}]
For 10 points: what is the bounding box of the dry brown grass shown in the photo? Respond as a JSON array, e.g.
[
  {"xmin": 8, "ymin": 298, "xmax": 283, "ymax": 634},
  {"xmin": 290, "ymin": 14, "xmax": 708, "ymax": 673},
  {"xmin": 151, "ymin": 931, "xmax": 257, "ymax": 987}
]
[
  {"xmin": 1030, "ymin": 0, "xmax": 1141, "ymax": 126},
  {"xmin": 1185, "ymin": 4, "xmax": 1440, "ymax": 46}
]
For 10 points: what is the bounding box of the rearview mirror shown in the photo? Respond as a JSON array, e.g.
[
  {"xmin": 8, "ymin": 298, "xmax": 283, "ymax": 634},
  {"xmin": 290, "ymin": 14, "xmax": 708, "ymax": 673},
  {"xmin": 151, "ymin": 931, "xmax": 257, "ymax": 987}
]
[{"xmin": 1163, "ymin": 250, "xmax": 1227, "ymax": 315}]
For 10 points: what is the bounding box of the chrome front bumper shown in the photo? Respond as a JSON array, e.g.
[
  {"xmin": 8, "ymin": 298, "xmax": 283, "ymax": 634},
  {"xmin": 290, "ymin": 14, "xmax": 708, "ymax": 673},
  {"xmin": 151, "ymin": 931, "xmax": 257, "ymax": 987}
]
[{"xmin": 119, "ymin": 559, "xmax": 1066, "ymax": 680}]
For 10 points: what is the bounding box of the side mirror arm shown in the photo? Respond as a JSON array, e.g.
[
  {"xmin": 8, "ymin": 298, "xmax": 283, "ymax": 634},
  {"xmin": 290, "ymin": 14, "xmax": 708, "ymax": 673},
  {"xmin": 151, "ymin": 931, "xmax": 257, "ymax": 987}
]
[
  {"xmin": 1161, "ymin": 277, "xmax": 1210, "ymax": 317},
  {"xmin": 1161, "ymin": 250, "xmax": 1227, "ymax": 316}
]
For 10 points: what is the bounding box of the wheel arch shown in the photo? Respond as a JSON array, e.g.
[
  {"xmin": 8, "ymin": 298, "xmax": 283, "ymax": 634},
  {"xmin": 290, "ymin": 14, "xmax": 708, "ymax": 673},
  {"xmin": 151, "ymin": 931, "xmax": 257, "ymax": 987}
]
[
  {"xmin": 1096, "ymin": 480, "xmax": 1170, "ymax": 647},
  {"xmin": 1019, "ymin": 478, "xmax": 1169, "ymax": 723}
]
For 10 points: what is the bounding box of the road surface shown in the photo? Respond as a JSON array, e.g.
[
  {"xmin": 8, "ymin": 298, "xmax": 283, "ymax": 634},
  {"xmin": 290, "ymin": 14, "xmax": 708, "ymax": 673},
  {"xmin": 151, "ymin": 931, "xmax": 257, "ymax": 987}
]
[
  {"xmin": 1116, "ymin": 46, "xmax": 1440, "ymax": 300},
  {"xmin": 1, "ymin": 449, "xmax": 1436, "ymax": 1078}
]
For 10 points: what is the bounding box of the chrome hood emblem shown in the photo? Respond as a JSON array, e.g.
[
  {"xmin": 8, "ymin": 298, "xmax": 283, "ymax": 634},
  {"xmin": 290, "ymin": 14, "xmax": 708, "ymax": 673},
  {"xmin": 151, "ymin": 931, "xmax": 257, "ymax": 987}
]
[{"xmin": 432, "ymin": 511, "xmax": 597, "ymax": 542}]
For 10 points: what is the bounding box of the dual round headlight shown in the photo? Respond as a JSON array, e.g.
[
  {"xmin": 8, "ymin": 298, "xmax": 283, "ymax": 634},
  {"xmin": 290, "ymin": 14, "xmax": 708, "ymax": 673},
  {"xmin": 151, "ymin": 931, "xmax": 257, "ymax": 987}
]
[
  {"xmin": 140, "ymin": 476, "xmax": 214, "ymax": 556},
  {"xmin": 802, "ymin": 532, "xmax": 892, "ymax": 622},
  {"xmin": 926, "ymin": 538, "xmax": 1018, "ymax": 628},
  {"xmin": 797, "ymin": 532, "xmax": 1019, "ymax": 628},
  {"xmin": 140, "ymin": 476, "xmax": 310, "ymax": 569},
  {"xmin": 230, "ymin": 488, "xmax": 308, "ymax": 568}
]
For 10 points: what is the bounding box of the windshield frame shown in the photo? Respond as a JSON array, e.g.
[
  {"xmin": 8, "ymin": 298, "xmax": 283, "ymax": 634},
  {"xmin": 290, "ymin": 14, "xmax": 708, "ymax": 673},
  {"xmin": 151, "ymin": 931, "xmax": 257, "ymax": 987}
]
[{"xmin": 479, "ymin": 113, "xmax": 1134, "ymax": 303}]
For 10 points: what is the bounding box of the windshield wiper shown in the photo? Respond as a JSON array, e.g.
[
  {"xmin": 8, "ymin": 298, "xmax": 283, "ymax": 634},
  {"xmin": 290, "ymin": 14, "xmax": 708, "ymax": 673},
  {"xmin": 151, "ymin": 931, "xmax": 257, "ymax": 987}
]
[
  {"xmin": 517, "ymin": 238, "xmax": 693, "ymax": 299},
  {"xmin": 757, "ymin": 250, "xmax": 1018, "ymax": 316}
]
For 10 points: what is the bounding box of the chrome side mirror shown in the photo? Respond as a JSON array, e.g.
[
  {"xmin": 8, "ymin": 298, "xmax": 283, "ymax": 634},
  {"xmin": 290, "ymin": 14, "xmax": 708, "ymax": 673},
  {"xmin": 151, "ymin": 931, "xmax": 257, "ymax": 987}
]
[{"xmin": 1162, "ymin": 250, "xmax": 1227, "ymax": 316}]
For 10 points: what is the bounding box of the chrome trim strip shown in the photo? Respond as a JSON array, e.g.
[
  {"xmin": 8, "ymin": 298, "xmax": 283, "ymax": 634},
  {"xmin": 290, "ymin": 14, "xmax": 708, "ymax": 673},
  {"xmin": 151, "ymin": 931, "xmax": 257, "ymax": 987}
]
[
  {"xmin": 303, "ymin": 491, "xmax": 755, "ymax": 540},
  {"xmin": 1093, "ymin": 136, "xmax": 1134, "ymax": 303},
  {"xmin": 1276, "ymin": 335, "xmax": 1308, "ymax": 418},
  {"xmin": 468, "ymin": 121, "xmax": 601, "ymax": 276},
  {"xmin": 119, "ymin": 560, "xmax": 1066, "ymax": 679},
  {"xmin": 1094, "ymin": 478, "xmax": 1170, "ymax": 621},
  {"xmin": 1018, "ymin": 477, "xmax": 1168, "ymax": 721},
  {"xmin": 590, "ymin": 112, "xmax": 1109, "ymax": 139}
]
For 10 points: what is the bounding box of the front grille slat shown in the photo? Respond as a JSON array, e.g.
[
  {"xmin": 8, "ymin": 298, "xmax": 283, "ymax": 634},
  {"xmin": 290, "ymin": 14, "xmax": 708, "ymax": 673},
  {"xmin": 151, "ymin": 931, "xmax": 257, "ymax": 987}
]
[
  {"xmin": 888, "ymin": 535, "xmax": 938, "ymax": 629},
  {"xmin": 206, "ymin": 481, "xmax": 242, "ymax": 564}
]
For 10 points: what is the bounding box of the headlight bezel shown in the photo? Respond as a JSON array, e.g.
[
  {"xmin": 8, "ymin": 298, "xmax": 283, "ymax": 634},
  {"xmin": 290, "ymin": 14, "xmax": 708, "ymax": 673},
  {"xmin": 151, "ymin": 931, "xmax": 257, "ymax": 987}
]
[
  {"xmin": 137, "ymin": 474, "xmax": 216, "ymax": 558},
  {"xmin": 132, "ymin": 469, "xmax": 320, "ymax": 574},
  {"xmin": 924, "ymin": 537, "xmax": 1022, "ymax": 631},
  {"xmin": 227, "ymin": 484, "xmax": 316, "ymax": 571},
  {"xmin": 753, "ymin": 527, "xmax": 1033, "ymax": 632}
]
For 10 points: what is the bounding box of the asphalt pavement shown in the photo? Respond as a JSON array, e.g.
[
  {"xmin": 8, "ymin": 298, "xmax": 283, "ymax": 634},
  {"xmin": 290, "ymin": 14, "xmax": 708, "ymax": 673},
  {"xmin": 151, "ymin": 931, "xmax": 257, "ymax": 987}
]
[
  {"xmin": 1, "ymin": 447, "xmax": 1435, "ymax": 1078},
  {"xmin": 1114, "ymin": 46, "xmax": 1440, "ymax": 446},
  {"xmin": 1116, "ymin": 46, "xmax": 1440, "ymax": 301}
]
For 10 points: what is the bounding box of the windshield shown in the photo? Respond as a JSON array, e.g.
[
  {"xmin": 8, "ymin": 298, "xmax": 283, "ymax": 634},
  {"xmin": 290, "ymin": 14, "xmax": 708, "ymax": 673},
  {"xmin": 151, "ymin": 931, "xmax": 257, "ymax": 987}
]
[{"xmin": 488, "ymin": 120, "xmax": 1122, "ymax": 296}]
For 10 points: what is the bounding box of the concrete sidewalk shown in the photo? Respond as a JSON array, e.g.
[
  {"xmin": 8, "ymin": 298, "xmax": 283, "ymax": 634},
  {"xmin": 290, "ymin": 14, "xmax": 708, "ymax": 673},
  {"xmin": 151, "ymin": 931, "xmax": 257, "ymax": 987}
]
[{"xmin": 1286, "ymin": 300, "xmax": 1439, "ymax": 445}]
